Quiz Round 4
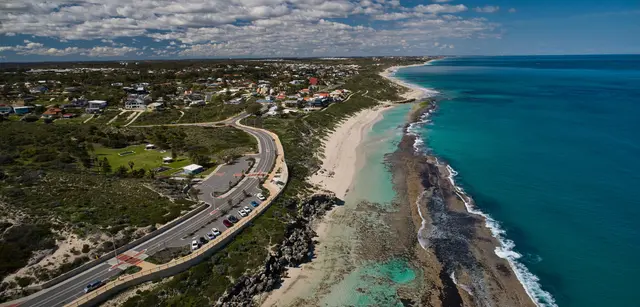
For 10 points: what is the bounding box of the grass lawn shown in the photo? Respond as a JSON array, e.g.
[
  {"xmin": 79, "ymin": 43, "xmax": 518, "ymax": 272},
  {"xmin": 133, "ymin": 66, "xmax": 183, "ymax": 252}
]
[{"xmin": 94, "ymin": 144, "xmax": 195, "ymax": 173}]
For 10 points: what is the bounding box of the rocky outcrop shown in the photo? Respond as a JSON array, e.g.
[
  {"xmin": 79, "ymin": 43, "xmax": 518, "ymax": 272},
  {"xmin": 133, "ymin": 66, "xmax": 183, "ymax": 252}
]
[{"xmin": 215, "ymin": 195, "xmax": 341, "ymax": 307}]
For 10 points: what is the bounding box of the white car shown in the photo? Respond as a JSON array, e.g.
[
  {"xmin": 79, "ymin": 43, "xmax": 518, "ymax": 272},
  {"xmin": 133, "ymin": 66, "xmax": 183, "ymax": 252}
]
[
  {"xmin": 257, "ymin": 193, "xmax": 266, "ymax": 200},
  {"xmin": 205, "ymin": 232, "xmax": 216, "ymax": 240},
  {"xmin": 212, "ymin": 228, "xmax": 221, "ymax": 236},
  {"xmin": 191, "ymin": 240, "xmax": 200, "ymax": 251},
  {"xmin": 243, "ymin": 206, "xmax": 252, "ymax": 213},
  {"xmin": 238, "ymin": 209, "xmax": 248, "ymax": 217}
]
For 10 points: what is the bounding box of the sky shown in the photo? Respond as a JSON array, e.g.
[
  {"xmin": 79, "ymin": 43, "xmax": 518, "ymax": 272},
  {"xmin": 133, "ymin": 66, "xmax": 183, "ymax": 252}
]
[{"xmin": 0, "ymin": 0, "xmax": 639, "ymax": 62}]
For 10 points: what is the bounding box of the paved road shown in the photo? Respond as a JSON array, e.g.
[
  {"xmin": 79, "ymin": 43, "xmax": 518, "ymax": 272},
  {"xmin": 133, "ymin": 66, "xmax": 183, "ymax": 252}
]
[{"xmin": 14, "ymin": 114, "xmax": 277, "ymax": 307}]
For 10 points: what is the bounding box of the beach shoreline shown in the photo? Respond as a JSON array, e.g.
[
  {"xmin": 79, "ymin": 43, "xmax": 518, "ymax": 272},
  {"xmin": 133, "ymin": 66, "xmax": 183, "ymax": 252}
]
[{"xmin": 259, "ymin": 103, "xmax": 398, "ymax": 306}]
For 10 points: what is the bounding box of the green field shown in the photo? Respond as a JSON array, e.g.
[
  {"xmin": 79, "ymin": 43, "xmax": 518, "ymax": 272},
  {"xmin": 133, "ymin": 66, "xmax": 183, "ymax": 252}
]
[{"xmin": 94, "ymin": 144, "xmax": 194, "ymax": 175}]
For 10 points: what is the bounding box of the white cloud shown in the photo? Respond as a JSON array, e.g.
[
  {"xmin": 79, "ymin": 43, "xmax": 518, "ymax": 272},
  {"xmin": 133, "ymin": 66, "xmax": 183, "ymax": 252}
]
[
  {"xmin": 432, "ymin": 0, "xmax": 453, "ymax": 2},
  {"xmin": 0, "ymin": 42, "xmax": 138, "ymax": 57},
  {"xmin": 414, "ymin": 4, "xmax": 468, "ymax": 14},
  {"xmin": 508, "ymin": 8, "xmax": 517, "ymax": 13},
  {"xmin": 474, "ymin": 6, "xmax": 500, "ymax": 13},
  {"xmin": 0, "ymin": 0, "xmax": 502, "ymax": 58}
]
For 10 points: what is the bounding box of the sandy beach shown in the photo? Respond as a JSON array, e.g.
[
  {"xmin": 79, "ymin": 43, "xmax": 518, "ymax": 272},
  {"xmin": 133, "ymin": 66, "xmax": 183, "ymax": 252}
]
[
  {"xmin": 260, "ymin": 101, "xmax": 395, "ymax": 306},
  {"xmin": 380, "ymin": 63, "xmax": 438, "ymax": 101}
]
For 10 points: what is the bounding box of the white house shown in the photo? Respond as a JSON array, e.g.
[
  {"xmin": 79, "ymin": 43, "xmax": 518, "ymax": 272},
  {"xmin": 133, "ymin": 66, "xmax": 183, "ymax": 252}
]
[
  {"xmin": 125, "ymin": 98, "xmax": 146, "ymax": 110},
  {"xmin": 86, "ymin": 100, "xmax": 107, "ymax": 113},
  {"xmin": 183, "ymin": 164, "xmax": 204, "ymax": 175}
]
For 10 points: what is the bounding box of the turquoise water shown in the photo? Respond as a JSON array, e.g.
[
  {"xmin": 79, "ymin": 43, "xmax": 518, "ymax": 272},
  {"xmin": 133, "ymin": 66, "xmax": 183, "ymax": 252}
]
[
  {"xmin": 397, "ymin": 55, "xmax": 640, "ymax": 307},
  {"xmin": 329, "ymin": 103, "xmax": 417, "ymax": 306},
  {"xmin": 321, "ymin": 259, "xmax": 417, "ymax": 307},
  {"xmin": 348, "ymin": 103, "xmax": 413, "ymax": 205}
]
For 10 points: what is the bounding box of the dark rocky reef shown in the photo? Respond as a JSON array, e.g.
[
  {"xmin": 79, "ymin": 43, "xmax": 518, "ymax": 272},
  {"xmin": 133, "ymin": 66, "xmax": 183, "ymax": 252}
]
[{"xmin": 215, "ymin": 195, "xmax": 342, "ymax": 307}]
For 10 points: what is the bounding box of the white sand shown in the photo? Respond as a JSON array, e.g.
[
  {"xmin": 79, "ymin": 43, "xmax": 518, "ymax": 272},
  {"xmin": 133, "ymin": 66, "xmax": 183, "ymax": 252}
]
[
  {"xmin": 307, "ymin": 106, "xmax": 388, "ymax": 199},
  {"xmin": 380, "ymin": 63, "xmax": 439, "ymax": 101}
]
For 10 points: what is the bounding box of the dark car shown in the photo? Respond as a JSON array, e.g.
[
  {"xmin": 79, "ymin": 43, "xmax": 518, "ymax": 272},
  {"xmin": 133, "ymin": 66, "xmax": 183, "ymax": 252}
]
[
  {"xmin": 223, "ymin": 219, "xmax": 233, "ymax": 227},
  {"xmin": 228, "ymin": 215, "xmax": 239, "ymax": 223},
  {"xmin": 251, "ymin": 200, "xmax": 260, "ymax": 207},
  {"xmin": 84, "ymin": 280, "xmax": 103, "ymax": 293},
  {"xmin": 199, "ymin": 236, "xmax": 208, "ymax": 245}
]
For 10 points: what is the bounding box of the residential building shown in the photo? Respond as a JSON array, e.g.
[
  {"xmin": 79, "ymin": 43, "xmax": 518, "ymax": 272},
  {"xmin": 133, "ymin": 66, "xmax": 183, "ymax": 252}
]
[
  {"xmin": 86, "ymin": 100, "xmax": 107, "ymax": 113},
  {"xmin": 125, "ymin": 98, "xmax": 146, "ymax": 110},
  {"xmin": 309, "ymin": 77, "xmax": 319, "ymax": 86},
  {"xmin": 42, "ymin": 108, "xmax": 63, "ymax": 118},
  {"xmin": 0, "ymin": 104, "xmax": 13, "ymax": 115},
  {"xmin": 13, "ymin": 106, "xmax": 34, "ymax": 115}
]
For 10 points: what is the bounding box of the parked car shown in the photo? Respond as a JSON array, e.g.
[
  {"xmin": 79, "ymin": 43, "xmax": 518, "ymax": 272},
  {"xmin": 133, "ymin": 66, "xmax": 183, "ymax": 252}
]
[
  {"xmin": 191, "ymin": 240, "xmax": 200, "ymax": 251},
  {"xmin": 257, "ymin": 193, "xmax": 266, "ymax": 200},
  {"xmin": 84, "ymin": 280, "xmax": 103, "ymax": 293},
  {"xmin": 212, "ymin": 228, "xmax": 221, "ymax": 236},
  {"xmin": 228, "ymin": 215, "xmax": 239, "ymax": 223},
  {"xmin": 243, "ymin": 206, "xmax": 252, "ymax": 213},
  {"xmin": 223, "ymin": 219, "xmax": 233, "ymax": 227},
  {"xmin": 251, "ymin": 200, "xmax": 260, "ymax": 207},
  {"xmin": 206, "ymin": 232, "xmax": 216, "ymax": 240},
  {"xmin": 238, "ymin": 209, "xmax": 248, "ymax": 217}
]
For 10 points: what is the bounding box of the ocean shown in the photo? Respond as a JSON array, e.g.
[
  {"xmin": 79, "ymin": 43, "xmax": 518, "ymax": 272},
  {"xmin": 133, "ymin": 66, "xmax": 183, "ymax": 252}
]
[{"xmin": 396, "ymin": 55, "xmax": 640, "ymax": 307}]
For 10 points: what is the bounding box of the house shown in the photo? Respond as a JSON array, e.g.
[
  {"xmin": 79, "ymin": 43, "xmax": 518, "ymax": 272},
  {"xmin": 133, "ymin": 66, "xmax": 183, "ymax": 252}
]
[
  {"xmin": 283, "ymin": 100, "xmax": 299, "ymax": 108},
  {"xmin": 309, "ymin": 77, "xmax": 318, "ymax": 86},
  {"xmin": 42, "ymin": 108, "xmax": 63, "ymax": 118},
  {"xmin": 163, "ymin": 157, "xmax": 173, "ymax": 163},
  {"xmin": 299, "ymin": 88, "xmax": 311, "ymax": 96},
  {"xmin": 145, "ymin": 144, "xmax": 156, "ymax": 150},
  {"xmin": 146, "ymin": 102, "xmax": 164, "ymax": 112},
  {"xmin": 62, "ymin": 113, "xmax": 76, "ymax": 119},
  {"xmin": 86, "ymin": 100, "xmax": 107, "ymax": 113},
  {"xmin": 62, "ymin": 98, "xmax": 88, "ymax": 109},
  {"xmin": 125, "ymin": 98, "xmax": 146, "ymax": 110},
  {"xmin": 13, "ymin": 106, "xmax": 34, "ymax": 115},
  {"xmin": 29, "ymin": 85, "xmax": 48, "ymax": 94},
  {"xmin": 276, "ymin": 94, "xmax": 286, "ymax": 100},
  {"xmin": 0, "ymin": 104, "xmax": 13, "ymax": 115},
  {"xmin": 183, "ymin": 164, "xmax": 204, "ymax": 175},
  {"xmin": 315, "ymin": 92, "xmax": 330, "ymax": 99}
]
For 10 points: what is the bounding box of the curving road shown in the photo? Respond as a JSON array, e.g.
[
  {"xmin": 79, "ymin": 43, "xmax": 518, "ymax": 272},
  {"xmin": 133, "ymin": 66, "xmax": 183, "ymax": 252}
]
[{"xmin": 12, "ymin": 114, "xmax": 277, "ymax": 307}]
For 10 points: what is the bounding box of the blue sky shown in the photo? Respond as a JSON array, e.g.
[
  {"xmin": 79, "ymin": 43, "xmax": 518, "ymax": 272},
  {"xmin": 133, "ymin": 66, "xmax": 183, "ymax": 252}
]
[{"xmin": 0, "ymin": 0, "xmax": 638, "ymax": 62}]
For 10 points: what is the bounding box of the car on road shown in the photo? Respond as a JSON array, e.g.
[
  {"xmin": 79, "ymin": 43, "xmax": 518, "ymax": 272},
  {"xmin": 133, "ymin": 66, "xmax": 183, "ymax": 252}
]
[
  {"xmin": 191, "ymin": 240, "xmax": 200, "ymax": 251},
  {"xmin": 84, "ymin": 280, "xmax": 103, "ymax": 293},
  {"xmin": 223, "ymin": 219, "xmax": 233, "ymax": 228},
  {"xmin": 251, "ymin": 200, "xmax": 260, "ymax": 207},
  {"xmin": 257, "ymin": 193, "xmax": 266, "ymax": 200},
  {"xmin": 199, "ymin": 236, "xmax": 208, "ymax": 245},
  {"xmin": 238, "ymin": 209, "xmax": 248, "ymax": 217},
  {"xmin": 243, "ymin": 206, "xmax": 252, "ymax": 212},
  {"xmin": 212, "ymin": 228, "xmax": 221, "ymax": 236},
  {"xmin": 228, "ymin": 215, "xmax": 239, "ymax": 223},
  {"xmin": 206, "ymin": 232, "xmax": 216, "ymax": 240}
]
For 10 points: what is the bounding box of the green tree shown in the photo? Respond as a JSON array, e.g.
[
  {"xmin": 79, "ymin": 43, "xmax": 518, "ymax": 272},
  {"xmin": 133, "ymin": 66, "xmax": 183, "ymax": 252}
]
[
  {"xmin": 245, "ymin": 103, "xmax": 262, "ymax": 116},
  {"xmin": 115, "ymin": 165, "xmax": 129, "ymax": 177},
  {"xmin": 101, "ymin": 157, "xmax": 111, "ymax": 174}
]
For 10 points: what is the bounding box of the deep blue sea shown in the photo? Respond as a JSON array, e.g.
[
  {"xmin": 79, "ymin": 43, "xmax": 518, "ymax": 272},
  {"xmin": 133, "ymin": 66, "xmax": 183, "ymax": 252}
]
[{"xmin": 396, "ymin": 55, "xmax": 640, "ymax": 307}]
